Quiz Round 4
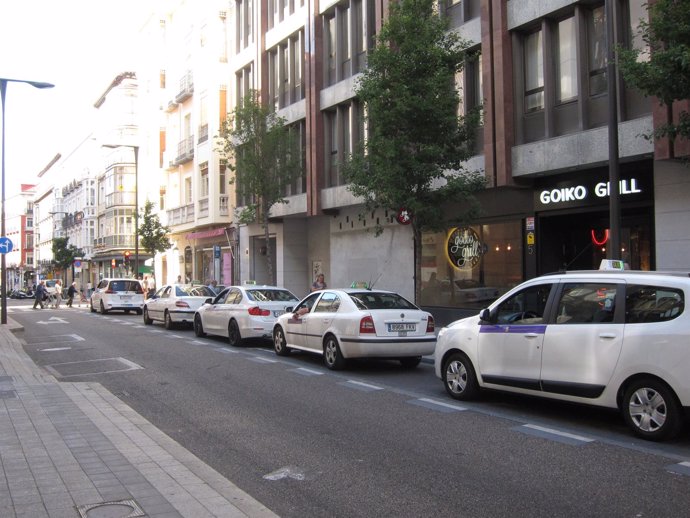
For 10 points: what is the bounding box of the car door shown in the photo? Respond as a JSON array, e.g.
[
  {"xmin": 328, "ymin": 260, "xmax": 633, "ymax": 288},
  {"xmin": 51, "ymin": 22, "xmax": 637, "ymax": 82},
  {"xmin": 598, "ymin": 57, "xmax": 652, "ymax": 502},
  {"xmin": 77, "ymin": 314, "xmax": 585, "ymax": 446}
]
[
  {"xmin": 540, "ymin": 281, "xmax": 624, "ymax": 398},
  {"xmin": 477, "ymin": 282, "xmax": 555, "ymax": 390},
  {"xmin": 206, "ymin": 289, "xmax": 240, "ymax": 333},
  {"xmin": 303, "ymin": 292, "xmax": 341, "ymax": 352},
  {"xmin": 283, "ymin": 292, "xmax": 322, "ymax": 348},
  {"xmin": 149, "ymin": 286, "xmax": 170, "ymax": 321}
]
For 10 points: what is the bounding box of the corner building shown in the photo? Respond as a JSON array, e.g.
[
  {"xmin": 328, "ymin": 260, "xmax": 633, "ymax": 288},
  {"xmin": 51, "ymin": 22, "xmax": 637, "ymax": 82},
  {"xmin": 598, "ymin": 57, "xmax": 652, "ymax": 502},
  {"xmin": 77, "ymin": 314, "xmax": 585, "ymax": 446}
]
[{"xmin": 141, "ymin": 0, "xmax": 690, "ymax": 310}]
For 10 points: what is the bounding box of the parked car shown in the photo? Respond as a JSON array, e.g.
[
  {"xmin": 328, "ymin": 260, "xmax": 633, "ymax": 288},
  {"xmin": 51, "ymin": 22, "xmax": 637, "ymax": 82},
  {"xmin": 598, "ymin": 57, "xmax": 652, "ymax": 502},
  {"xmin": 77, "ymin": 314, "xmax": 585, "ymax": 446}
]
[
  {"xmin": 189, "ymin": 286, "xmax": 217, "ymax": 298},
  {"xmin": 434, "ymin": 264, "xmax": 690, "ymax": 441},
  {"xmin": 272, "ymin": 289, "xmax": 436, "ymax": 370},
  {"xmin": 193, "ymin": 285, "xmax": 300, "ymax": 346},
  {"xmin": 90, "ymin": 278, "xmax": 145, "ymax": 315},
  {"xmin": 143, "ymin": 284, "xmax": 213, "ymax": 329}
]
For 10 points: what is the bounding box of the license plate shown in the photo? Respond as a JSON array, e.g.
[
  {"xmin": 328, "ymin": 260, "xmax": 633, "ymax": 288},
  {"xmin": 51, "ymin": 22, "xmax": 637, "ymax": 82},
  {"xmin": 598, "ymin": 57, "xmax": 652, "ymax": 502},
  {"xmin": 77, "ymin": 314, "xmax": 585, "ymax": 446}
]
[
  {"xmin": 388, "ymin": 323, "xmax": 416, "ymax": 332},
  {"xmin": 121, "ymin": 295, "xmax": 132, "ymax": 300}
]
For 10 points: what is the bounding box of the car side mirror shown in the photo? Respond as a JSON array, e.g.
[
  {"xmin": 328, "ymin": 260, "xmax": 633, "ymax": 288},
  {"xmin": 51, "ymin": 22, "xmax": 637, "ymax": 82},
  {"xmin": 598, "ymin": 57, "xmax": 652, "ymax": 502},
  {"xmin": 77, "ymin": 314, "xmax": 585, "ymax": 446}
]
[
  {"xmin": 479, "ymin": 308, "xmax": 492, "ymax": 323},
  {"xmin": 285, "ymin": 306, "xmax": 293, "ymax": 313},
  {"xmin": 205, "ymin": 297, "xmax": 213, "ymax": 304}
]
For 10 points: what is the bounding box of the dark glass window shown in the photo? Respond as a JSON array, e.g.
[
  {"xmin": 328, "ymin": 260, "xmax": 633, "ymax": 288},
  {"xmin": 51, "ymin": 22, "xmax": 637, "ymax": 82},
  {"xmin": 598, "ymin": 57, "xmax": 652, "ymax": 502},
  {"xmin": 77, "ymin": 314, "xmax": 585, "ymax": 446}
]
[
  {"xmin": 555, "ymin": 283, "xmax": 617, "ymax": 324},
  {"xmin": 625, "ymin": 285, "xmax": 684, "ymax": 323}
]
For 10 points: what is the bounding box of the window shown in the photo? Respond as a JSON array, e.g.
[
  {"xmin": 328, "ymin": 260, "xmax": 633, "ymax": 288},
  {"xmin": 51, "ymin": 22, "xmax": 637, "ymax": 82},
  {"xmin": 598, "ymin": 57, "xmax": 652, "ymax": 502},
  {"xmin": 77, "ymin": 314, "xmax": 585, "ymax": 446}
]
[
  {"xmin": 587, "ymin": 6, "xmax": 607, "ymax": 96},
  {"xmin": 326, "ymin": 14, "xmax": 337, "ymax": 85},
  {"xmin": 493, "ymin": 284, "xmax": 553, "ymax": 325},
  {"xmin": 524, "ymin": 30, "xmax": 544, "ymax": 112},
  {"xmin": 314, "ymin": 292, "xmax": 341, "ymax": 312},
  {"xmin": 556, "ymin": 17, "xmax": 578, "ymax": 103},
  {"xmin": 625, "ymin": 285, "xmax": 684, "ymax": 323},
  {"xmin": 184, "ymin": 177, "xmax": 192, "ymax": 204},
  {"xmin": 340, "ymin": 5, "xmax": 351, "ymax": 78},
  {"xmin": 628, "ymin": 0, "xmax": 649, "ymax": 62},
  {"xmin": 219, "ymin": 161, "xmax": 227, "ymax": 195},
  {"xmin": 555, "ymin": 283, "xmax": 617, "ymax": 324},
  {"xmin": 200, "ymin": 165, "xmax": 209, "ymax": 198}
]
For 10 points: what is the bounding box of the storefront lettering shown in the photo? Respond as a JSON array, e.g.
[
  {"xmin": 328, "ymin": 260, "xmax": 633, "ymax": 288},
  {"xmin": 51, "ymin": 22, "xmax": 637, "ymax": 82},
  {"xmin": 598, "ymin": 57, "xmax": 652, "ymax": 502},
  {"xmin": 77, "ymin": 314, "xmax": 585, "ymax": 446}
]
[
  {"xmin": 539, "ymin": 178, "xmax": 641, "ymax": 205},
  {"xmin": 446, "ymin": 227, "xmax": 483, "ymax": 269}
]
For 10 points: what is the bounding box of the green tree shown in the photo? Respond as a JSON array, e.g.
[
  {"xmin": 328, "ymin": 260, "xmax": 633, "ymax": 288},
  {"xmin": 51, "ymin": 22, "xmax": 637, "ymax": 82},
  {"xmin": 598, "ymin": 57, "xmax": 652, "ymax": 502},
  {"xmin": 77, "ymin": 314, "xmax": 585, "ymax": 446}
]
[
  {"xmin": 617, "ymin": 0, "xmax": 690, "ymax": 143},
  {"xmin": 138, "ymin": 200, "xmax": 171, "ymax": 257},
  {"xmin": 52, "ymin": 237, "xmax": 83, "ymax": 273},
  {"xmin": 217, "ymin": 90, "xmax": 301, "ymax": 284},
  {"xmin": 344, "ymin": 0, "xmax": 485, "ymax": 302}
]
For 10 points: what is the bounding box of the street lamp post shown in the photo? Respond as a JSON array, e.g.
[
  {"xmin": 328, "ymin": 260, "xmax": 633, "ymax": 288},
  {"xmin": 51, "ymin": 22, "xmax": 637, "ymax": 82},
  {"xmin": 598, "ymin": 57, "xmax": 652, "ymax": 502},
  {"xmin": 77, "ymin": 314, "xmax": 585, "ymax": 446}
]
[{"xmin": 1, "ymin": 78, "xmax": 54, "ymax": 325}]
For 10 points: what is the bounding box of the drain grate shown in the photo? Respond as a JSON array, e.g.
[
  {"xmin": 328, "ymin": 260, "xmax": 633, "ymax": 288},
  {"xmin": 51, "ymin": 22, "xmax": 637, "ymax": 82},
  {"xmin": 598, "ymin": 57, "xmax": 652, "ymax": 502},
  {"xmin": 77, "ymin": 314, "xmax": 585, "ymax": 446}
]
[{"xmin": 76, "ymin": 498, "xmax": 146, "ymax": 518}]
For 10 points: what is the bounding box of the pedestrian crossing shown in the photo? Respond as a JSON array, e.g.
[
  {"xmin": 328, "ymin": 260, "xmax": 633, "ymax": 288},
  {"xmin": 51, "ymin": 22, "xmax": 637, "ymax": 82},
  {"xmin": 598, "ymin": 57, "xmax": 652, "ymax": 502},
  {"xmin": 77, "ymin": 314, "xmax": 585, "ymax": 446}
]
[{"xmin": 6, "ymin": 304, "xmax": 92, "ymax": 313}]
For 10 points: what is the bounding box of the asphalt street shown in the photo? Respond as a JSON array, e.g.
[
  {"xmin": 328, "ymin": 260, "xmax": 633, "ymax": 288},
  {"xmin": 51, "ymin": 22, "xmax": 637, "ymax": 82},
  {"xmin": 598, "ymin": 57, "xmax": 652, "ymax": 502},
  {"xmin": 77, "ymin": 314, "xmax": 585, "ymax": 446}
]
[{"xmin": 9, "ymin": 299, "xmax": 690, "ymax": 518}]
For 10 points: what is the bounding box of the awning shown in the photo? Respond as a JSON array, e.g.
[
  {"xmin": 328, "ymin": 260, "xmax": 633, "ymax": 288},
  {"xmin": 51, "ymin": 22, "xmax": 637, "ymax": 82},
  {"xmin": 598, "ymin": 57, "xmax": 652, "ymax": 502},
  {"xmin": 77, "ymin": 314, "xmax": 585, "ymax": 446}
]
[{"xmin": 185, "ymin": 227, "xmax": 228, "ymax": 240}]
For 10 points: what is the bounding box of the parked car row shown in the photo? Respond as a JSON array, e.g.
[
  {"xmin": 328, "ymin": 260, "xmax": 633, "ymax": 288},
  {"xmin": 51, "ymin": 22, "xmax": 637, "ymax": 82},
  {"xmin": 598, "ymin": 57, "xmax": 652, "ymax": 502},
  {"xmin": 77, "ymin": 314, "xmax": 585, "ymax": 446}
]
[{"xmin": 87, "ymin": 266, "xmax": 690, "ymax": 442}]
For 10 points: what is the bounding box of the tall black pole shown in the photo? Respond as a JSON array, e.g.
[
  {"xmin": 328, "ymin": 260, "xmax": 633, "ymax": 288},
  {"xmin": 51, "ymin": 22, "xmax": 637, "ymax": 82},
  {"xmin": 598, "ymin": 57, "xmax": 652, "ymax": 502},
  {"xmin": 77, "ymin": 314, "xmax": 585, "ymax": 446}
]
[
  {"xmin": 606, "ymin": 0, "xmax": 621, "ymax": 260},
  {"xmin": 134, "ymin": 146, "xmax": 139, "ymax": 278},
  {"xmin": 1, "ymin": 80, "xmax": 8, "ymax": 325}
]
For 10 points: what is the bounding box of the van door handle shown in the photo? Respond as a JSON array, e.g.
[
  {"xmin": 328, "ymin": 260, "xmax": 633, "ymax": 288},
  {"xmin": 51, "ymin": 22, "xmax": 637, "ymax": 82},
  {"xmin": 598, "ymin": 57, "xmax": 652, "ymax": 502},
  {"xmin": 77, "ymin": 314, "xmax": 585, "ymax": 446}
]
[
  {"xmin": 599, "ymin": 333, "xmax": 617, "ymax": 339},
  {"xmin": 524, "ymin": 333, "xmax": 540, "ymax": 338}
]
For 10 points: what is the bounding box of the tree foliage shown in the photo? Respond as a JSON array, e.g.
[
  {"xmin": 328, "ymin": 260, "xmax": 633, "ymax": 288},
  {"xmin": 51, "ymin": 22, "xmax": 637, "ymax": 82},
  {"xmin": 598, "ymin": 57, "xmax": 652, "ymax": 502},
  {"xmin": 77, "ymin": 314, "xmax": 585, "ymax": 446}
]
[
  {"xmin": 52, "ymin": 237, "xmax": 83, "ymax": 272},
  {"xmin": 344, "ymin": 0, "xmax": 485, "ymax": 301},
  {"xmin": 138, "ymin": 200, "xmax": 172, "ymax": 257},
  {"xmin": 217, "ymin": 90, "xmax": 301, "ymax": 284},
  {"xmin": 617, "ymin": 0, "xmax": 690, "ymax": 142}
]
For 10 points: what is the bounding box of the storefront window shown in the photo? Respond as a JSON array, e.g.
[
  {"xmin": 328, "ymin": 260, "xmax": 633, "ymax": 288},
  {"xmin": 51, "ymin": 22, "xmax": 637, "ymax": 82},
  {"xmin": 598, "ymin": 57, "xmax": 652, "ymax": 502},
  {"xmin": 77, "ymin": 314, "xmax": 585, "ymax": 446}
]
[{"xmin": 421, "ymin": 221, "xmax": 523, "ymax": 309}]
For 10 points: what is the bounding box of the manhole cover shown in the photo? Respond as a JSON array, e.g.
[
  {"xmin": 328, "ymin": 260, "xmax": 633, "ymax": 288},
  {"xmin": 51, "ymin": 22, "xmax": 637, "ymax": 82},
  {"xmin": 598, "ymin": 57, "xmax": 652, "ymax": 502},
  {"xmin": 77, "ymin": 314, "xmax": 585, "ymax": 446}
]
[
  {"xmin": 45, "ymin": 357, "xmax": 143, "ymax": 378},
  {"xmin": 76, "ymin": 499, "xmax": 145, "ymax": 518}
]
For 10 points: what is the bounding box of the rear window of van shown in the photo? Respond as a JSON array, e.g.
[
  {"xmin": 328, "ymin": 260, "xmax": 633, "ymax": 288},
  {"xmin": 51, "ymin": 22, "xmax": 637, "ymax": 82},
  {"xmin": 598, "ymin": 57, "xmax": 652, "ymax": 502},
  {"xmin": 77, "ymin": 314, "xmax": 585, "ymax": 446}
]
[
  {"xmin": 109, "ymin": 280, "xmax": 144, "ymax": 293},
  {"xmin": 625, "ymin": 285, "xmax": 684, "ymax": 323}
]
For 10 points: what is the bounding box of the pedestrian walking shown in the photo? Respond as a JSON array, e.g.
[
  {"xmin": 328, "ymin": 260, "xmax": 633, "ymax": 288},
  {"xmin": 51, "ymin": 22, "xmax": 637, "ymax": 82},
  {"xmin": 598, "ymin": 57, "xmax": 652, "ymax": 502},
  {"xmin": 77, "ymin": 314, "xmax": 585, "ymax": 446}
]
[
  {"xmin": 54, "ymin": 280, "xmax": 63, "ymax": 308},
  {"xmin": 66, "ymin": 282, "xmax": 77, "ymax": 307},
  {"xmin": 33, "ymin": 281, "xmax": 46, "ymax": 309}
]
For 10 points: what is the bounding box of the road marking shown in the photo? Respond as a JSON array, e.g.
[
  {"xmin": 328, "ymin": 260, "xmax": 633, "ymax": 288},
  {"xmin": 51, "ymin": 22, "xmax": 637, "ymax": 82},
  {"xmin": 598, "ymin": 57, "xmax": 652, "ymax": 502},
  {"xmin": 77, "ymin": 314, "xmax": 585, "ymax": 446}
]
[
  {"xmin": 249, "ymin": 356, "xmax": 278, "ymax": 364},
  {"xmin": 29, "ymin": 334, "xmax": 85, "ymax": 346},
  {"xmin": 408, "ymin": 398, "xmax": 466, "ymax": 413},
  {"xmin": 516, "ymin": 424, "xmax": 595, "ymax": 445},
  {"xmin": 37, "ymin": 316, "xmax": 69, "ymax": 325},
  {"xmin": 263, "ymin": 466, "xmax": 306, "ymax": 481},
  {"xmin": 168, "ymin": 334, "xmax": 184, "ymax": 339},
  {"xmin": 44, "ymin": 357, "xmax": 144, "ymax": 378},
  {"xmin": 148, "ymin": 329, "xmax": 164, "ymax": 333},
  {"xmin": 292, "ymin": 367, "xmax": 323, "ymax": 376},
  {"xmin": 39, "ymin": 347, "xmax": 72, "ymax": 352},
  {"xmin": 666, "ymin": 461, "xmax": 690, "ymax": 477},
  {"xmin": 341, "ymin": 380, "xmax": 384, "ymax": 392},
  {"xmin": 217, "ymin": 348, "xmax": 238, "ymax": 353}
]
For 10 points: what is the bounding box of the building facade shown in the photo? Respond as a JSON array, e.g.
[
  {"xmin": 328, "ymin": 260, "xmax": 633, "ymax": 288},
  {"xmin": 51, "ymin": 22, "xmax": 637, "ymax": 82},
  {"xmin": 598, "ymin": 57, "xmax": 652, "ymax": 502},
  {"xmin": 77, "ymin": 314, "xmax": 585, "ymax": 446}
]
[{"xmin": 5, "ymin": 184, "xmax": 36, "ymax": 290}]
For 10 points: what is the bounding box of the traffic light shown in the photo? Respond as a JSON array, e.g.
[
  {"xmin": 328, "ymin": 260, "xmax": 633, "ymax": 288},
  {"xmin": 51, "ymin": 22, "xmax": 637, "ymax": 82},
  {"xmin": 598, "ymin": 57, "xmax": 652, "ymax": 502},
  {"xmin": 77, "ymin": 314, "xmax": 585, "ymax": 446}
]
[{"xmin": 124, "ymin": 251, "xmax": 131, "ymax": 265}]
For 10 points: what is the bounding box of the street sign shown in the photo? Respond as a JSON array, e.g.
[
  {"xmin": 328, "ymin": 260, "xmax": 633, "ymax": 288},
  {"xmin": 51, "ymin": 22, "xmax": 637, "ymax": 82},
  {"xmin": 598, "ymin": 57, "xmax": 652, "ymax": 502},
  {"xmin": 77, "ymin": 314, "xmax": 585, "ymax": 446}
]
[{"xmin": 0, "ymin": 237, "xmax": 13, "ymax": 254}]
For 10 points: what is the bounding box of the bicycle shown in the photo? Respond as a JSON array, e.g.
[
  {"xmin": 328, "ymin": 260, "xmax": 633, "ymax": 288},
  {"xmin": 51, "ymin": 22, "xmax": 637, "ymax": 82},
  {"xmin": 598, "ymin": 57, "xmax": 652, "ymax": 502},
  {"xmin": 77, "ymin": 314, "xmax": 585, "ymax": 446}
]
[{"xmin": 45, "ymin": 293, "xmax": 57, "ymax": 309}]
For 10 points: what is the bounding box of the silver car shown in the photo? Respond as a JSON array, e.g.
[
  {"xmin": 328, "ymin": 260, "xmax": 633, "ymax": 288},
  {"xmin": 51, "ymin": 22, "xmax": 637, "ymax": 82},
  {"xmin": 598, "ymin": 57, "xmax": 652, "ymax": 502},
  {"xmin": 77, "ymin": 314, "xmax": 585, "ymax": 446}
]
[{"xmin": 193, "ymin": 285, "xmax": 300, "ymax": 346}]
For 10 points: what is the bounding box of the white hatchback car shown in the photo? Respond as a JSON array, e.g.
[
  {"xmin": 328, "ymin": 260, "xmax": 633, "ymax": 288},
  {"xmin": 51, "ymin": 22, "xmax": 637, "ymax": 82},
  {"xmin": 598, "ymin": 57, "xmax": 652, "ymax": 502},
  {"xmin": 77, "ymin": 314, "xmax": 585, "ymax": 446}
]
[
  {"xmin": 91, "ymin": 278, "xmax": 145, "ymax": 315},
  {"xmin": 193, "ymin": 285, "xmax": 300, "ymax": 346},
  {"xmin": 434, "ymin": 268, "xmax": 690, "ymax": 441},
  {"xmin": 143, "ymin": 284, "xmax": 215, "ymax": 329},
  {"xmin": 272, "ymin": 289, "xmax": 436, "ymax": 370}
]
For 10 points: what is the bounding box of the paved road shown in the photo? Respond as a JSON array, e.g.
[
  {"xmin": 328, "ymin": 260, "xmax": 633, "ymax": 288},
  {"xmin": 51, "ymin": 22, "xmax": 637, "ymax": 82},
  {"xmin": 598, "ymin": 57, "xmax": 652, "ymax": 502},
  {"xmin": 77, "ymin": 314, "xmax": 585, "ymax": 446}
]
[{"xmin": 10, "ymin": 301, "xmax": 690, "ymax": 517}]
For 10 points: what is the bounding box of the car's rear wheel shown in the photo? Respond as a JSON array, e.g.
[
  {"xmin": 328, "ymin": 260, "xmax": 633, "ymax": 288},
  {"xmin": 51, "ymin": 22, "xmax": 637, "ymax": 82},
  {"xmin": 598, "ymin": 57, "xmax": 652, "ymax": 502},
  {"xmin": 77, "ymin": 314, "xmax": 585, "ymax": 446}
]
[
  {"xmin": 90, "ymin": 301, "xmax": 96, "ymax": 313},
  {"xmin": 622, "ymin": 378, "xmax": 683, "ymax": 441},
  {"xmin": 273, "ymin": 326, "xmax": 290, "ymax": 356},
  {"xmin": 100, "ymin": 301, "xmax": 108, "ymax": 315},
  {"xmin": 164, "ymin": 311, "xmax": 175, "ymax": 330},
  {"xmin": 228, "ymin": 319, "xmax": 242, "ymax": 346},
  {"xmin": 143, "ymin": 307, "xmax": 153, "ymax": 325},
  {"xmin": 323, "ymin": 335, "xmax": 345, "ymax": 370},
  {"xmin": 443, "ymin": 352, "xmax": 479, "ymax": 401},
  {"xmin": 400, "ymin": 356, "xmax": 422, "ymax": 369},
  {"xmin": 193, "ymin": 315, "xmax": 206, "ymax": 337}
]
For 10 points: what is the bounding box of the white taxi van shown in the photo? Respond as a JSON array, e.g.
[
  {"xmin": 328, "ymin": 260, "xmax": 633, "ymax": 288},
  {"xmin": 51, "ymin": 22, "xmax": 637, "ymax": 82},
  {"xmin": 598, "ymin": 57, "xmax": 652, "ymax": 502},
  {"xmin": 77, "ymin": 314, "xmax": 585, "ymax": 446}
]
[{"xmin": 434, "ymin": 261, "xmax": 689, "ymax": 441}]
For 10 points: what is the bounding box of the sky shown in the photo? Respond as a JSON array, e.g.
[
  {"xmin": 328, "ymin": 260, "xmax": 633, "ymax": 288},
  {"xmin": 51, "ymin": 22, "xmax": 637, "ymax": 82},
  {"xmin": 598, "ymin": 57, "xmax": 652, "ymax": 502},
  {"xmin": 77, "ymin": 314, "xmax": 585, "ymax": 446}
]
[{"xmin": 0, "ymin": 1, "xmax": 150, "ymax": 195}]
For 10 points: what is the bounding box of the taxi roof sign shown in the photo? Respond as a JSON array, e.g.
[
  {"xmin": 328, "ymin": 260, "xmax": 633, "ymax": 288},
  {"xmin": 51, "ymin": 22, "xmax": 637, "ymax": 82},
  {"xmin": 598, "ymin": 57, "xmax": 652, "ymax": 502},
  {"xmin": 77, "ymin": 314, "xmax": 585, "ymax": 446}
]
[{"xmin": 599, "ymin": 259, "xmax": 628, "ymax": 271}]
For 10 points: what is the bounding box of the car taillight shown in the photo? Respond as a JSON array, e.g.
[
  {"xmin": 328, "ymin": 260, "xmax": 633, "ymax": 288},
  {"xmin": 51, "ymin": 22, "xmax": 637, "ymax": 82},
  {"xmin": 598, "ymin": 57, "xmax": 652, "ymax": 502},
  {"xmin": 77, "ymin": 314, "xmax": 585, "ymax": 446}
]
[
  {"xmin": 426, "ymin": 316, "xmax": 435, "ymax": 333},
  {"xmin": 248, "ymin": 306, "xmax": 271, "ymax": 316},
  {"xmin": 175, "ymin": 301, "xmax": 190, "ymax": 308},
  {"xmin": 359, "ymin": 315, "xmax": 376, "ymax": 334},
  {"xmin": 105, "ymin": 289, "xmax": 114, "ymax": 294}
]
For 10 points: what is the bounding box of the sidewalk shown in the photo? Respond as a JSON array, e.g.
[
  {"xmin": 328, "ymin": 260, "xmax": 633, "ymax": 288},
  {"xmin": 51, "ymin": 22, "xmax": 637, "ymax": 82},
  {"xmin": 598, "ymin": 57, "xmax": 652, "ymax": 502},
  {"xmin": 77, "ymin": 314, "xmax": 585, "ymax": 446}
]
[{"xmin": 0, "ymin": 318, "xmax": 278, "ymax": 518}]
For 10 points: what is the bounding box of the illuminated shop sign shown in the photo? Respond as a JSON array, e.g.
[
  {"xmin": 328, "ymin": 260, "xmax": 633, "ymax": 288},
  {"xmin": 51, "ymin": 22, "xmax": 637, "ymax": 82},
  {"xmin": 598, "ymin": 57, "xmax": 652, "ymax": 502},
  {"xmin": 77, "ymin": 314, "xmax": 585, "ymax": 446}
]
[
  {"xmin": 446, "ymin": 227, "xmax": 485, "ymax": 270},
  {"xmin": 537, "ymin": 178, "xmax": 643, "ymax": 208}
]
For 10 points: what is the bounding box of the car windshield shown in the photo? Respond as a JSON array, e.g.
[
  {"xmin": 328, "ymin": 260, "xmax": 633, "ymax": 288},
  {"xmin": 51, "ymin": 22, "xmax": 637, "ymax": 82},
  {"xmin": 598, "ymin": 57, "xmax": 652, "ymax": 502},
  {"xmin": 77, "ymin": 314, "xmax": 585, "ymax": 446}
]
[
  {"xmin": 349, "ymin": 291, "xmax": 419, "ymax": 310},
  {"xmin": 175, "ymin": 285, "xmax": 203, "ymax": 296},
  {"xmin": 110, "ymin": 280, "xmax": 143, "ymax": 293},
  {"xmin": 247, "ymin": 289, "xmax": 298, "ymax": 302},
  {"xmin": 189, "ymin": 286, "xmax": 216, "ymax": 297}
]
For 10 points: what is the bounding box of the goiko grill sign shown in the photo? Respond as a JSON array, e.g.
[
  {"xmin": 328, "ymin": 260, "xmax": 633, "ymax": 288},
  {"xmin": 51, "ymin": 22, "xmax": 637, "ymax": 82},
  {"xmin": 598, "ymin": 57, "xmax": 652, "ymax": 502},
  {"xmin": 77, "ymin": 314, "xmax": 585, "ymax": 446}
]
[
  {"xmin": 536, "ymin": 178, "xmax": 644, "ymax": 209},
  {"xmin": 446, "ymin": 227, "xmax": 485, "ymax": 269}
]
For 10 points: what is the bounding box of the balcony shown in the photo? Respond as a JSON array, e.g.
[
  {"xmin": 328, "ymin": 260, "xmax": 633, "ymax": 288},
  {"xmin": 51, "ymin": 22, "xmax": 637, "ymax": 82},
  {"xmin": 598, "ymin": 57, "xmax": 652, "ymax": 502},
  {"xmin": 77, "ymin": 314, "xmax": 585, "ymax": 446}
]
[
  {"xmin": 169, "ymin": 135, "xmax": 195, "ymax": 166},
  {"xmin": 198, "ymin": 197, "xmax": 209, "ymax": 218},
  {"xmin": 93, "ymin": 235, "xmax": 137, "ymax": 250},
  {"xmin": 166, "ymin": 203, "xmax": 195, "ymax": 227},
  {"xmin": 174, "ymin": 72, "xmax": 194, "ymax": 103},
  {"xmin": 165, "ymin": 100, "xmax": 178, "ymax": 112},
  {"xmin": 105, "ymin": 191, "xmax": 136, "ymax": 208}
]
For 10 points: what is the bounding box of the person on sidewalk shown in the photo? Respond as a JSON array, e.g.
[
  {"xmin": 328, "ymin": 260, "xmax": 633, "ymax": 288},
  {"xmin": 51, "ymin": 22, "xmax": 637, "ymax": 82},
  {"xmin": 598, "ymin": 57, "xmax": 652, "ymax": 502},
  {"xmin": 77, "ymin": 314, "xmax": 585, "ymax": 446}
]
[
  {"xmin": 54, "ymin": 280, "xmax": 63, "ymax": 309},
  {"xmin": 66, "ymin": 282, "xmax": 77, "ymax": 307},
  {"xmin": 33, "ymin": 281, "xmax": 46, "ymax": 309}
]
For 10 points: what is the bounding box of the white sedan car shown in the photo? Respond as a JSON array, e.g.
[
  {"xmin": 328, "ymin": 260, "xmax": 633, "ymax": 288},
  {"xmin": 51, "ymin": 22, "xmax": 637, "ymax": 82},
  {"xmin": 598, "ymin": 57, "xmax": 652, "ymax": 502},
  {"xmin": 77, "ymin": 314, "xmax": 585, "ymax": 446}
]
[
  {"xmin": 272, "ymin": 289, "xmax": 436, "ymax": 370},
  {"xmin": 193, "ymin": 285, "xmax": 300, "ymax": 346},
  {"xmin": 143, "ymin": 284, "xmax": 215, "ymax": 329}
]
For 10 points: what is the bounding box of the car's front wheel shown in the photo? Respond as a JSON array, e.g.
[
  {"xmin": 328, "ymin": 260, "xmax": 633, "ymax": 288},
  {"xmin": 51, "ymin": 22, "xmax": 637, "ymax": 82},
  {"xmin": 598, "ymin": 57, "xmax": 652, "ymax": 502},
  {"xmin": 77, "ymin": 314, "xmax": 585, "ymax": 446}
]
[
  {"xmin": 228, "ymin": 319, "xmax": 242, "ymax": 347},
  {"xmin": 622, "ymin": 378, "xmax": 683, "ymax": 441},
  {"xmin": 443, "ymin": 352, "xmax": 479, "ymax": 401},
  {"xmin": 100, "ymin": 301, "xmax": 108, "ymax": 315},
  {"xmin": 194, "ymin": 315, "xmax": 206, "ymax": 337},
  {"xmin": 273, "ymin": 326, "xmax": 290, "ymax": 356},
  {"xmin": 143, "ymin": 307, "xmax": 153, "ymax": 325},
  {"xmin": 323, "ymin": 335, "xmax": 345, "ymax": 370}
]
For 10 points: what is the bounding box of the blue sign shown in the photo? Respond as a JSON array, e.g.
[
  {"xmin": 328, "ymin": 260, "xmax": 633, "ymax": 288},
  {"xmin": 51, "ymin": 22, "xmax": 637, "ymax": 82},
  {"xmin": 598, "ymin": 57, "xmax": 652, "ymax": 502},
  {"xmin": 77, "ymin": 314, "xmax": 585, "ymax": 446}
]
[
  {"xmin": 0, "ymin": 237, "xmax": 13, "ymax": 254},
  {"xmin": 214, "ymin": 245, "xmax": 221, "ymax": 259}
]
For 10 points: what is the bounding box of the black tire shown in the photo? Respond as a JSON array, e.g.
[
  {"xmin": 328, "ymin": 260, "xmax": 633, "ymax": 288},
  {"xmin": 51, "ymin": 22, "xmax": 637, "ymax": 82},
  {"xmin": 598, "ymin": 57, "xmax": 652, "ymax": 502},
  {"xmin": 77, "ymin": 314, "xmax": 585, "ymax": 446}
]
[
  {"xmin": 323, "ymin": 335, "xmax": 345, "ymax": 370},
  {"xmin": 90, "ymin": 301, "xmax": 96, "ymax": 313},
  {"xmin": 100, "ymin": 301, "xmax": 108, "ymax": 315},
  {"xmin": 400, "ymin": 356, "xmax": 422, "ymax": 369},
  {"xmin": 228, "ymin": 319, "xmax": 243, "ymax": 347},
  {"xmin": 143, "ymin": 307, "xmax": 153, "ymax": 325},
  {"xmin": 622, "ymin": 378, "xmax": 683, "ymax": 441},
  {"xmin": 136, "ymin": 308, "xmax": 143, "ymax": 315},
  {"xmin": 164, "ymin": 311, "xmax": 175, "ymax": 330},
  {"xmin": 273, "ymin": 326, "xmax": 290, "ymax": 356},
  {"xmin": 194, "ymin": 314, "xmax": 206, "ymax": 337},
  {"xmin": 443, "ymin": 352, "xmax": 479, "ymax": 401},
  {"xmin": 124, "ymin": 309, "xmax": 131, "ymax": 315}
]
